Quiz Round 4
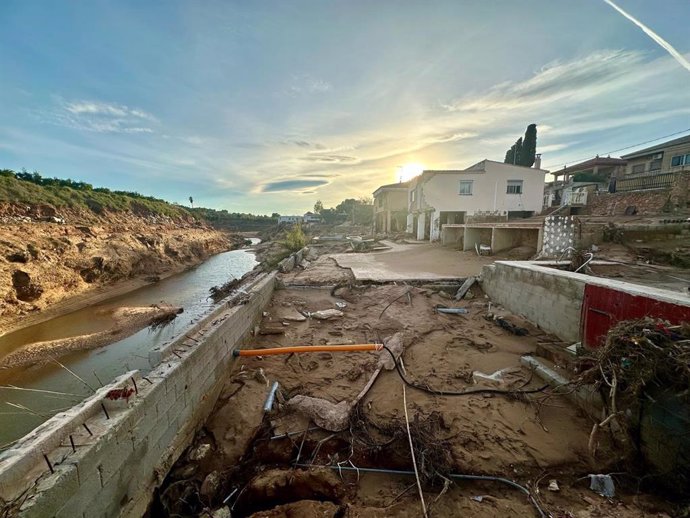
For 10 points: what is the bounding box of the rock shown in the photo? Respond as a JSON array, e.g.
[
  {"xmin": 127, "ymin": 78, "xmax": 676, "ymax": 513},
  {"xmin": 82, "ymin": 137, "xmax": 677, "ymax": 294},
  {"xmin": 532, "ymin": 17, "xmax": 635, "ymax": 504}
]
[
  {"xmin": 188, "ymin": 443, "xmax": 212, "ymax": 462},
  {"xmin": 201, "ymin": 470, "xmax": 222, "ymax": 501},
  {"xmin": 310, "ymin": 309, "xmax": 344, "ymax": 320},
  {"xmin": 12, "ymin": 270, "xmax": 43, "ymax": 302},
  {"xmin": 212, "ymin": 507, "xmax": 231, "ymax": 518},
  {"xmin": 279, "ymin": 309, "xmax": 307, "ymax": 322},
  {"xmin": 5, "ymin": 251, "xmax": 29, "ymax": 263}
]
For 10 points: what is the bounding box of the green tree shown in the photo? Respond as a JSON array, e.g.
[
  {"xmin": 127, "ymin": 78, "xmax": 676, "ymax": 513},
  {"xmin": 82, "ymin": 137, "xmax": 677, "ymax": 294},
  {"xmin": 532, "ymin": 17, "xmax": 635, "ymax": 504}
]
[
  {"xmin": 314, "ymin": 200, "xmax": 323, "ymax": 214},
  {"xmin": 521, "ymin": 124, "xmax": 537, "ymax": 167}
]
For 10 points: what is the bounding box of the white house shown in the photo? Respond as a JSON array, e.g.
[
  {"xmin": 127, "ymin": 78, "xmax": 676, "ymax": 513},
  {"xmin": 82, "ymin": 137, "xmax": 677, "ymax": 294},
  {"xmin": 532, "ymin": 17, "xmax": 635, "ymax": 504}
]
[
  {"xmin": 278, "ymin": 215, "xmax": 302, "ymax": 225},
  {"xmin": 302, "ymin": 211, "xmax": 322, "ymax": 224},
  {"xmin": 406, "ymin": 160, "xmax": 547, "ymax": 241}
]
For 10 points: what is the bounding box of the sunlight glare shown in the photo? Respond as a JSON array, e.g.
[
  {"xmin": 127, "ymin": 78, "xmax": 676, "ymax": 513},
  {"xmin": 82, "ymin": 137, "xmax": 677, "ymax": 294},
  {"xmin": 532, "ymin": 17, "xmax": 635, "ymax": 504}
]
[{"xmin": 398, "ymin": 163, "xmax": 425, "ymax": 182}]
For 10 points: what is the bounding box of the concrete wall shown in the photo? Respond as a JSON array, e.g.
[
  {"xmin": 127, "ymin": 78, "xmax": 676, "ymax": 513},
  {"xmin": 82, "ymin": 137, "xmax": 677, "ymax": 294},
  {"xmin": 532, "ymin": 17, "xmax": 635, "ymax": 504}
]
[
  {"xmin": 0, "ymin": 273, "xmax": 276, "ymax": 518},
  {"xmin": 480, "ymin": 262, "xmax": 585, "ymax": 343}
]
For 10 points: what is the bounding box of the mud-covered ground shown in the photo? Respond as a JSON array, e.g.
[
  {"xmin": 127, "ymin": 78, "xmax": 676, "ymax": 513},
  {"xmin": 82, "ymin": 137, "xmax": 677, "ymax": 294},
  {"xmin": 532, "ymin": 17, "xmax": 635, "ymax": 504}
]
[
  {"xmin": 154, "ymin": 281, "xmax": 674, "ymax": 517},
  {"xmin": 0, "ymin": 203, "xmax": 239, "ymax": 333}
]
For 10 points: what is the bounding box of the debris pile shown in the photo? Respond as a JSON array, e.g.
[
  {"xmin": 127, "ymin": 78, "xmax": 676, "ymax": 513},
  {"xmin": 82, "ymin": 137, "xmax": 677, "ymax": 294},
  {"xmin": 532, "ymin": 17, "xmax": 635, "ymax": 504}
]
[{"xmin": 577, "ymin": 318, "xmax": 690, "ymax": 493}]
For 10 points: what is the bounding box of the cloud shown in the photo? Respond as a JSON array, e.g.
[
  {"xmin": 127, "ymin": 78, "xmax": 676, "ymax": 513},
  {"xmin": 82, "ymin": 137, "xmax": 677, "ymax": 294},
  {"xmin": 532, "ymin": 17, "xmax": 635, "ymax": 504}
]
[
  {"xmin": 299, "ymin": 154, "xmax": 358, "ymax": 163},
  {"xmin": 442, "ymin": 50, "xmax": 646, "ymax": 112},
  {"xmin": 602, "ymin": 0, "xmax": 690, "ymax": 73},
  {"xmin": 40, "ymin": 98, "xmax": 157, "ymax": 134},
  {"xmin": 260, "ymin": 178, "xmax": 329, "ymax": 193},
  {"xmin": 286, "ymin": 74, "xmax": 333, "ymax": 95}
]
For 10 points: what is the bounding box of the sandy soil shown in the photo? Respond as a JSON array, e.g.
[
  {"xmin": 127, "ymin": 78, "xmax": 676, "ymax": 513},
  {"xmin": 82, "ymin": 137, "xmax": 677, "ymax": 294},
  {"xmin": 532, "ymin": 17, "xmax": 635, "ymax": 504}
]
[
  {"xmin": 0, "ymin": 305, "xmax": 182, "ymax": 370},
  {"xmin": 0, "ymin": 203, "xmax": 236, "ymax": 335},
  {"xmin": 155, "ymin": 283, "xmax": 675, "ymax": 517}
]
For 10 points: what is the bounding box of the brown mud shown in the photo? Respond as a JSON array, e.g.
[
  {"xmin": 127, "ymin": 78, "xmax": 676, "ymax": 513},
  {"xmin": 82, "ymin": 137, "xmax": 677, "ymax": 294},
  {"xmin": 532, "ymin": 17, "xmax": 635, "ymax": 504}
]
[{"xmin": 153, "ymin": 281, "xmax": 675, "ymax": 517}]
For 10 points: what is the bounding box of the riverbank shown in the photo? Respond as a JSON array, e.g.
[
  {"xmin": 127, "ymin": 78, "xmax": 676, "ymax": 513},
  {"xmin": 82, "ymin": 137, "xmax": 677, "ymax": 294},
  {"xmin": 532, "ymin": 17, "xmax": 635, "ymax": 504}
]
[
  {"xmin": 0, "ymin": 203, "xmax": 243, "ymax": 336},
  {"xmin": 0, "ymin": 305, "xmax": 183, "ymax": 369}
]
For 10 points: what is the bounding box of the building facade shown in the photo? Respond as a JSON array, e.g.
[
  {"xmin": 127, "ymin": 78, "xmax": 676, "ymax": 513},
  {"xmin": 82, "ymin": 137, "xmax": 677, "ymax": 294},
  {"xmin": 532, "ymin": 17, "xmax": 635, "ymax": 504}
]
[
  {"xmin": 407, "ymin": 160, "xmax": 547, "ymax": 241},
  {"xmin": 622, "ymin": 135, "xmax": 690, "ymax": 176},
  {"xmin": 372, "ymin": 181, "xmax": 409, "ymax": 234}
]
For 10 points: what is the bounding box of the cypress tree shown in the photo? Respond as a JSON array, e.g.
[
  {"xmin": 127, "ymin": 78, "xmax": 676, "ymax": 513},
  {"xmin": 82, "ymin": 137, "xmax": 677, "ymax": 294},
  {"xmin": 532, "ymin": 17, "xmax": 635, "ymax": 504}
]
[
  {"xmin": 521, "ymin": 124, "xmax": 537, "ymax": 167},
  {"xmin": 513, "ymin": 137, "xmax": 523, "ymax": 165}
]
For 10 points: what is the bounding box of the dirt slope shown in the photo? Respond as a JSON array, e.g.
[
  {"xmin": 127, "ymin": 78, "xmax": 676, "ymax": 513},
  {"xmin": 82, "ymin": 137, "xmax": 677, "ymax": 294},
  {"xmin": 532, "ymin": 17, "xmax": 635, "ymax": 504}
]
[{"xmin": 0, "ymin": 203, "xmax": 237, "ymax": 333}]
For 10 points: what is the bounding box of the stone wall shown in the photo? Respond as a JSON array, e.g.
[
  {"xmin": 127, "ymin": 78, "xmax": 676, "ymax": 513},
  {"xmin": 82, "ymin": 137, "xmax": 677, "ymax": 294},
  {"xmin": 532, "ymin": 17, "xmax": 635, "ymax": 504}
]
[
  {"xmin": 589, "ymin": 171, "xmax": 690, "ymax": 216},
  {"xmin": 0, "ymin": 273, "xmax": 276, "ymax": 518},
  {"xmin": 589, "ymin": 189, "xmax": 671, "ymax": 216}
]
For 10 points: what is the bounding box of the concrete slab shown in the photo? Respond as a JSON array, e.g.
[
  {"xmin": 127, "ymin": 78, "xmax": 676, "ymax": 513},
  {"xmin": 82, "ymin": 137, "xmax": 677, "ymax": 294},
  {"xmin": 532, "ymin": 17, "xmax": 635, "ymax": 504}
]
[{"xmin": 330, "ymin": 241, "xmax": 494, "ymax": 282}]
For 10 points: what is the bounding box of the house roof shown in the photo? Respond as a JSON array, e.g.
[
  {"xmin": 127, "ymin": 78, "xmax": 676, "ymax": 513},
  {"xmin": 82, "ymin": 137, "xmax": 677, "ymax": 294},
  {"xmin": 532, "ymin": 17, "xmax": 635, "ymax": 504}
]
[
  {"xmin": 553, "ymin": 156, "xmax": 627, "ymax": 177},
  {"xmin": 621, "ymin": 134, "xmax": 690, "ymax": 160},
  {"xmin": 373, "ymin": 181, "xmax": 410, "ymax": 196}
]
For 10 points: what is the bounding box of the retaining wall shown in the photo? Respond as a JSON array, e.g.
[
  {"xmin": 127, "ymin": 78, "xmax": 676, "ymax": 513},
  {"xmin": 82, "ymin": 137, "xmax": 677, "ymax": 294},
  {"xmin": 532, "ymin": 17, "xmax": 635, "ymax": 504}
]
[
  {"xmin": 0, "ymin": 273, "xmax": 276, "ymax": 518},
  {"xmin": 480, "ymin": 261, "xmax": 585, "ymax": 342}
]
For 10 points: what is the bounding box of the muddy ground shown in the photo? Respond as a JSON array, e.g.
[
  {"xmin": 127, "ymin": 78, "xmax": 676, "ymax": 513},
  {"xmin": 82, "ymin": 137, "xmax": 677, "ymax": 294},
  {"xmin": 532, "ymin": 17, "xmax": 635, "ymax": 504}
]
[
  {"xmin": 154, "ymin": 280, "xmax": 675, "ymax": 517},
  {"xmin": 0, "ymin": 203, "xmax": 238, "ymax": 334}
]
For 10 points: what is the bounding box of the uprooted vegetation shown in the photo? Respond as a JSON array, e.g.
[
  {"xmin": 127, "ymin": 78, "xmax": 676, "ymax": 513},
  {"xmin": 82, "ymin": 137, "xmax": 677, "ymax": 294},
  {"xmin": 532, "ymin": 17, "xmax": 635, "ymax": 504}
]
[
  {"xmin": 575, "ymin": 318, "xmax": 690, "ymax": 494},
  {"xmin": 151, "ymin": 284, "xmax": 676, "ymax": 517}
]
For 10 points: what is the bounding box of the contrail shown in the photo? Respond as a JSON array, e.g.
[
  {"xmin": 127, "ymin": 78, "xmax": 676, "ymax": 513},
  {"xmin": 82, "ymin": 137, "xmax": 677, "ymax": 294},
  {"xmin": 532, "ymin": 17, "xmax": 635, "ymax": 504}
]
[{"xmin": 603, "ymin": 0, "xmax": 690, "ymax": 73}]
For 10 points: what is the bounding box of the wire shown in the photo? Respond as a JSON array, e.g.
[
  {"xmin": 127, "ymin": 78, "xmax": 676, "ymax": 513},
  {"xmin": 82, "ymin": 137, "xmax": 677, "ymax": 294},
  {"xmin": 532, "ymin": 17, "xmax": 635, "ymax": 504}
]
[
  {"xmin": 295, "ymin": 464, "xmax": 548, "ymax": 518},
  {"xmin": 381, "ymin": 345, "xmax": 549, "ymax": 397},
  {"xmin": 543, "ymin": 127, "xmax": 690, "ymax": 172}
]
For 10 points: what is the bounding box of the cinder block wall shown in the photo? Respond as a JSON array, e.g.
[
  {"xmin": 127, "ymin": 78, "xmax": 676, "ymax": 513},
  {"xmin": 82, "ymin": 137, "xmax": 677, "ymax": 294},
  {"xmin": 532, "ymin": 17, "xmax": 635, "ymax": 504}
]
[
  {"xmin": 480, "ymin": 262, "xmax": 585, "ymax": 342},
  {"xmin": 0, "ymin": 273, "xmax": 276, "ymax": 518}
]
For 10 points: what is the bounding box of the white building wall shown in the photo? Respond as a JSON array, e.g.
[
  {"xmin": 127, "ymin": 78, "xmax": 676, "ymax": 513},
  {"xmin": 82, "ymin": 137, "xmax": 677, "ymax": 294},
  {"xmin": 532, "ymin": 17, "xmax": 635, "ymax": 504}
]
[{"xmin": 415, "ymin": 161, "xmax": 546, "ymax": 240}]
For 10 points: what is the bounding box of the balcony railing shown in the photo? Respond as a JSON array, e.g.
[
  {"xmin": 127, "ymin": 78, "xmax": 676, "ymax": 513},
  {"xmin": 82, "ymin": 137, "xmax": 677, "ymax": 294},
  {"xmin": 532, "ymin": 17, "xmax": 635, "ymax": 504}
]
[{"xmin": 616, "ymin": 172, "xmax": 677, "ymax": 192}]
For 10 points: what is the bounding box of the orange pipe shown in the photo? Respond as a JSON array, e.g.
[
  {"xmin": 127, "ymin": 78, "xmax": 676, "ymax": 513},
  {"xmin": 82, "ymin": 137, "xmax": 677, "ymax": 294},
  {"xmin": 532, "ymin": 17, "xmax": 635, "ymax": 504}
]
[{"xmin": 234, "ymin": 344, "xmax": 382, "ymax": 357}]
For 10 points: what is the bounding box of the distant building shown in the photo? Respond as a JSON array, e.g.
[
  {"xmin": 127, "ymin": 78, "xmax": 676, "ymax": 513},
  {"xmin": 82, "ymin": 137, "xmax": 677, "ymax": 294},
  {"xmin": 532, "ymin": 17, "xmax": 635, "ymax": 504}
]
[
  {"xmin": 372, "ymin": 181, "xmax": 409, "ymax": 234},
  {"xmin": 302, "ymin": 212, "xmax": 322, "ymax": 224},
  {"xmin": 277, "ymin": 215, "xmax": 302, "ymax": 225},
  {"xmin": 545, "ymin": 156, "xmax": 626, "ymax": 209},
  {"xmin": 407, "ymin": 160, "xmax": 547, "ymax": 241},
  {"xmin": 622, "ymin": 134, "xmax": 690, "ymax": 175}
]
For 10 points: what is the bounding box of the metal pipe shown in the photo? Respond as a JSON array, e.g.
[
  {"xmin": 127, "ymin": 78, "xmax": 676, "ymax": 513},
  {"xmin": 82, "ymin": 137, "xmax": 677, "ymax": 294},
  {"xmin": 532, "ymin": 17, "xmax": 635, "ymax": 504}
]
[
  {"xmin": 233, "ymin": 344, "xmax": 382, "ymax": 357},
  {"xmin": 263, "ymin": 381, "xmax": 279, "ymax": 412}
]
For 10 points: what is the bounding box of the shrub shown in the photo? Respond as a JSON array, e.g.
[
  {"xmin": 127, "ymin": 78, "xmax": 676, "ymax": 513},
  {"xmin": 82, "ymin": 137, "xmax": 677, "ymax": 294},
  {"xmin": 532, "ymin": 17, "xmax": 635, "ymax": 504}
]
[{"xmin": 283, "ymin": 224, "xmax": 307, "ymax": 252}]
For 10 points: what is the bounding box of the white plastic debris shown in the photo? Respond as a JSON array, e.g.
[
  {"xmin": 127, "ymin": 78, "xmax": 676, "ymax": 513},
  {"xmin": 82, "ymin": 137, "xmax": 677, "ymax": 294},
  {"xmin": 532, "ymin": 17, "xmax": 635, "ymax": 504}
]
[
  {"xmin": 335, "ymin": 302, "xmax": 347, "ymax": 309},
  {"xmin": 589, "ymin": 474, "xmax": 615, "ymax": 498},
  {"xmin": 547, "ymin": 479, "xmax": 560, "ymax": 492},
  {"xmin": 472, "ymin": 367, "xmax": 521, "ymax": 385}
]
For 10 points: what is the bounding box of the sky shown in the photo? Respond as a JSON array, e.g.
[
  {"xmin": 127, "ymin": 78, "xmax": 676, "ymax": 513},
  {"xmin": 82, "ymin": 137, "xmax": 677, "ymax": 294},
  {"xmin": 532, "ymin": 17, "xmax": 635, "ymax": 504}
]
[{"xmin": 1, "ymin": 1, "xmax": 689, "ymax": 215}]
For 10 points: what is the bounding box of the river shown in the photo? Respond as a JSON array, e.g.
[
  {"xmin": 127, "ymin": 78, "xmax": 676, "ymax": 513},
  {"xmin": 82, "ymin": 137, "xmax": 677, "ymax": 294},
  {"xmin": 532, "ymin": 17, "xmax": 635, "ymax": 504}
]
[{"xmin": 0, "ymin": 242, "xmax": 259, "ymax": 447}]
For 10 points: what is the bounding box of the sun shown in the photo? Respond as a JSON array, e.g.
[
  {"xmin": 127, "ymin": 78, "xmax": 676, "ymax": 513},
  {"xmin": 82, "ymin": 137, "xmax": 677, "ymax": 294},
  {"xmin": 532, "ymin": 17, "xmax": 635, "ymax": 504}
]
[{"xmin": 397, "ymin": 163, "xmax": 425, "ymax": 182}]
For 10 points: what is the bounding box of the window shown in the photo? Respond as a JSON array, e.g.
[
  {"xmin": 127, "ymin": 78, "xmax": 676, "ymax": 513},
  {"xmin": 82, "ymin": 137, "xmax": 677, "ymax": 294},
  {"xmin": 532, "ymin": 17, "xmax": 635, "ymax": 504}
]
[
  {"xmin": 650, "ymin": 158, "xmax": 662, "ymax": 171},
  {"xmin": 410, "ymin": 190, "xmax": 416, "ymax": 202},
  {"xmin": 632, "ymin": 164, "xmax": 645, "ymax": 174},
  {"xmin": 458, "ymin": 180, "xmax": 473, "ymax": 195},
  {"xmin": 506, "ymin": 180, "xmax": 523, "ymax": 194},
  {"xmin": 671, "ymin": 154, "xmax": 690, "ymax": 167}
]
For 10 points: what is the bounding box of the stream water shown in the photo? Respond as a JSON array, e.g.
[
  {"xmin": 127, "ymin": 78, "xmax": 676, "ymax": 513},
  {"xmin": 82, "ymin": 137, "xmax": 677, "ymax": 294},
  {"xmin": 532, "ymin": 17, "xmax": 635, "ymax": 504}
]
[{"xmin": 0, "ymin": 241, "xmax": 259, "ymax": 447}]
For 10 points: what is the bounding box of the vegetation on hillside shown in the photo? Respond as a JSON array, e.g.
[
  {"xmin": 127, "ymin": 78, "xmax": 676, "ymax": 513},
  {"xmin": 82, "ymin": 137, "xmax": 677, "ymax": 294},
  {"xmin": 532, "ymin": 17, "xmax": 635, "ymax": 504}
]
[
  {"xmin": 0, "ymin": 168, "xmax": 193, "ymax": 218},
  {"xmin": 190, "ymin": 207, "xmax": 277, "ymax": 230},
  {"xmin": 313, "ymin": 197, "xmax": 373, "ymax": 225}
]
